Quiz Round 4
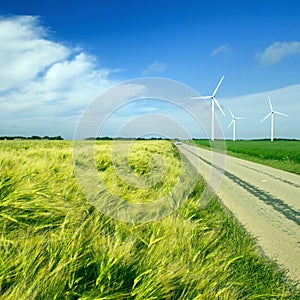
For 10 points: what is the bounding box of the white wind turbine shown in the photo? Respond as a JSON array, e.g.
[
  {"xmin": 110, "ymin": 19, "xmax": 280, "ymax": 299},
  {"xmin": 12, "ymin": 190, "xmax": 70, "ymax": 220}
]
[
  {"xmin": 260, "ymin": 96, "xmax": 288, "ymax": 141},
  {"xmin": 190, "ymin": 75, "xmax": 225, "ymax": 141},
  {"xmin": 228, "ymin": 108, "xmax": 246, "ymax": 141}
]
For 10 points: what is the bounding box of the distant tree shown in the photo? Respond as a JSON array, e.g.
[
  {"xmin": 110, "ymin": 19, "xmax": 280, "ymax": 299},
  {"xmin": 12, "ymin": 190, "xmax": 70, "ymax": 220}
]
[
  {"xmin": 96, "ymin": 136, "xmax": 113, "ymax": 140},
  {"xmin": 48, "ymin": 135, "xmax": 64, "ymax": 140},
  {"xmin": 0, "ymin": 135, "xmax": 64, "ymax": 140},
  {"xmin": 85, "ymin": 137, "xmax": 97, "ymax": 140}
]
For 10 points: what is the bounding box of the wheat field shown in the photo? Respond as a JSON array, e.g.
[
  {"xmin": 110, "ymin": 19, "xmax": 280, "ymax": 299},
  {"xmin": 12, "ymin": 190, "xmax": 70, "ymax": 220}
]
[{"xmin": 0, "ymin": 140, "xmax": 299, "ymax": 299}]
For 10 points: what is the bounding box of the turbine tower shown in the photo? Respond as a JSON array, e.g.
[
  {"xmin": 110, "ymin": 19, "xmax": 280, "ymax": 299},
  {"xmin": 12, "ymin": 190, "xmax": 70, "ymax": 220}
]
[
  {"xmin": 191, "ymin": 75, "xmax": 225, "ymax": 141},
  {"xmin": 228, "ymin": 108, "xmax": 246, "ymax": 141},
  {"xmin": 260, "ymin": 96, "xmax": 288, "ymax": 141}
]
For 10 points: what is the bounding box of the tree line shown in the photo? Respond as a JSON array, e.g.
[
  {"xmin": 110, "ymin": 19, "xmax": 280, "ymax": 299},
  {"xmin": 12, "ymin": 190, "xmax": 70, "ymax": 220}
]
[
  {"xmin": 85, "ymin": 137, "xmax": 170, "ymax": 140},
  {"xmin": 0, "ymin": 135, "xmax": 64, "ymax": 140}
]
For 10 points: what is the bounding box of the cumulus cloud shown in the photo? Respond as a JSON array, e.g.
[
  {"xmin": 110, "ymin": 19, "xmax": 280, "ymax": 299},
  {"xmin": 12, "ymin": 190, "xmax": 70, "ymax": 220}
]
[
  {"xmin": 0, "ymin": 15, "xmax": 119, "ymax": 138},
  {"xmin": 211, "ymin": 45, "xmax": 233, "ymax": 57},
  {"xmin": 257, "ymin": 41, "xmax": 300, "ymax": 65},
  {"xmin": 0, "ymin": 15, "xmax": 70, "ymax": 92},
  {"xmin": 220, "ymin": 83, "xmax": 300, "ymax": 140},
  {"xmin": 142, "ymin": 61, "xmax": 167, "ymax": 75}
]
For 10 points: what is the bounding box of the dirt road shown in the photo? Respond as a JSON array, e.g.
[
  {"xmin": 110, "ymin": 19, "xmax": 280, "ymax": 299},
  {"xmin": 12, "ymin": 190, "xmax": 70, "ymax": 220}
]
[{"xmin": 178, "ymin": 144, "xmax": 300, "ymax": 284}]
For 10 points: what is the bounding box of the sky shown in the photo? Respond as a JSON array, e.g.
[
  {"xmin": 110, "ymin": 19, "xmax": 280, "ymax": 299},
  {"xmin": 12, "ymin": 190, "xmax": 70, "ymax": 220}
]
[{"xmin": 0, "ymin": 0, "xmax": 300, "ymax": 140}]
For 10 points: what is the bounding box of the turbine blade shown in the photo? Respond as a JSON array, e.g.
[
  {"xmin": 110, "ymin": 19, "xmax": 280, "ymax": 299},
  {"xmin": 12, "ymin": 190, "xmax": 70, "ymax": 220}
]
[
  {"xmin": 190, "ymin": 95, "xmax": 212, "ymax": 100},
  {"xmin": 228, "ymin": 108, "xmax": 234, "ymax": 118},
  {"xmin": 236, "ymin": 117, "xmax": 246, "ymax": 120},
  {"xmin": 274, "ymin": 111, "xmax": 288, "ymax": 117},
  {"xmin": 199, "ymin": 95, "xmax": 212, "ymax": 99},
  {"xmin": 268, "ymin": 96, "xmax": 273, "ymax": 112},
  {"xmin": 214, "ymin": 97, "xmax": 225, "ymax": 116},
  {"xmin": 228, "ymin": 120, "xmax": 234, "ymax": 128},
  {"xmin": 212, "ymin": 75, "xmax": 225, "ymax": 97},
  {"xmin": 260, "ymin": 112, "xmax": 271, "ymax": 123}
]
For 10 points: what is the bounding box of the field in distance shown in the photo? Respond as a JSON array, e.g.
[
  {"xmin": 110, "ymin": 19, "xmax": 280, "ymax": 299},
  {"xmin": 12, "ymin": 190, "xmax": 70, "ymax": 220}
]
[
  {"xmin": 0, "ymin": 140, "xmax": 299, "ymax": 299},
  {"xmin": 193, "ymin": 139, "xmax": 300, "ymax": 175}
]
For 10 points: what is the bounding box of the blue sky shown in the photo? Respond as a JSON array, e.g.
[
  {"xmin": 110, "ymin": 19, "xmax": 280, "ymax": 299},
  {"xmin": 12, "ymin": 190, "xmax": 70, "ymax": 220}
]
[{"xmin": 0, "ymin": 0, "xmax": 300, "ymax": 139}]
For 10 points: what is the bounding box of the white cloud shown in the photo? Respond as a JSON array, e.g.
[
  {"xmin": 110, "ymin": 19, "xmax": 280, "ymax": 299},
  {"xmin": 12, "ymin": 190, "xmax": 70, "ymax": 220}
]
[
  {"xmin": 0, "ymin": 15, "xmax": 118, "ymax": 138},
  {"xmin": 257, "ymin": 41, "xmax": 300, "ymax": 65},
  {"xmin": 142, "ymin": 61, "xmax": 167, "ymax": 75},
  {"xmin": 0, "ymin": 15, "xmax": 70, "ymax": 92},
  {"xmin": 211, "ymin": 45, "xmax": 233, "ymax": 56},
  {"xmin": 220, "ymin": 83, "xmax": 300, "ymax": 140}
]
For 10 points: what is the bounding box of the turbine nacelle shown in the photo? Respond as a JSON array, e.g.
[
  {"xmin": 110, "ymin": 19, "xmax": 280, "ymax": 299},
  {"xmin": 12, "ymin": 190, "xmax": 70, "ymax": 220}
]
[
  {"xmin": 190, "ymin": 75, "xmax": 225, "ymax": 116},
  {"xmin": 260, "ymin": 97, "xmax": 288, "ymax": 123},
  {"xmin": 228, "ymin": 108, "xmax": 246, "ymax": 141},
  {"xmin": 260, "ymin": 96, "xmax": 288, "ymax": 141},
  {"xmin": 190, "ymin": 75, "xmax": 225, "ymax": 141}
]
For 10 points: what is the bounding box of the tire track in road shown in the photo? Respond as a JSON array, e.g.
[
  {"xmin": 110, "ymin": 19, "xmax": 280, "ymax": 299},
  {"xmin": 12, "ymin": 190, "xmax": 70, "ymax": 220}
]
[
  {"xmin": 184, "ymin": 147, "xmax": 300, "ymax": 226},
  {"xmin": 178, "ymin": 144, "xmax": 300, "ymax": 284},
  {"xmin": 236, "ymin": 162, "xmax": 300, "ymax": 189}
]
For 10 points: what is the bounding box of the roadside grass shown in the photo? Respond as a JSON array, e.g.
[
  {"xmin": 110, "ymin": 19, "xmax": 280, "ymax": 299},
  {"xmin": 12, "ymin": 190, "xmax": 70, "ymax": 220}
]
[
  {"xmin": 193, "ymin": 139, "xmax": 300, "ymax": 175},
  {"xmin": 0, "ymin": 140, "xmax": 299, "ymax": 299}
]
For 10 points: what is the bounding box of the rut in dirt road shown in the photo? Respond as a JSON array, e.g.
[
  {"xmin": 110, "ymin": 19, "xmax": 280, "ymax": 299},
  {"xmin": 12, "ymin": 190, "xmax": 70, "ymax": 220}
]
[{"xmin": 178, "ymin": 144, "xmax": 300, "ymax": 285}]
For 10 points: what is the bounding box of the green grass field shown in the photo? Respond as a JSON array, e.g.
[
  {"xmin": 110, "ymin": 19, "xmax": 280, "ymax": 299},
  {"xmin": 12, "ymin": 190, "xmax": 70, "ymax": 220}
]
[
  {"xmin": 193, "ymin": 140, "xmax": 300, "ymax": 175},
  {"xmin": 0, "ymin": 140, "xmax": 299, "ymax": 299}
]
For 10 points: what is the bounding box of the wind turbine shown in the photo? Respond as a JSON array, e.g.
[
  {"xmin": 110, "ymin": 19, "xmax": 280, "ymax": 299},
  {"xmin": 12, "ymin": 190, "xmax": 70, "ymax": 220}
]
[
  {"xmin": 228, "ymin": 108, "xmax": 246, "ymax": 141},
  {"xmin": 190, "ymin": 75, "xmax": 225, "ymax": 141},
  {"xmin": 260, "ymin": 96, "xmax": 288, "ymax": 141}
]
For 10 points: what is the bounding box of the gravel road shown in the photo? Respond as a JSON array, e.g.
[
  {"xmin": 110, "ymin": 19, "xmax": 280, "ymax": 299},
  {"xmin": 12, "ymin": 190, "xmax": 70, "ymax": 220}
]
[{"xmin": 178, "ymin": 143, "xmax": 300, "ymax": 284}]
